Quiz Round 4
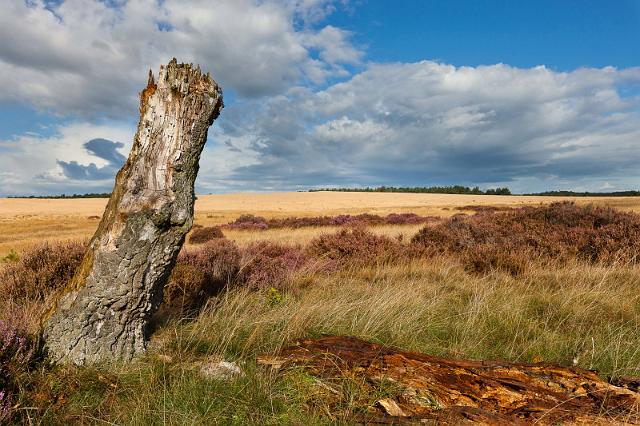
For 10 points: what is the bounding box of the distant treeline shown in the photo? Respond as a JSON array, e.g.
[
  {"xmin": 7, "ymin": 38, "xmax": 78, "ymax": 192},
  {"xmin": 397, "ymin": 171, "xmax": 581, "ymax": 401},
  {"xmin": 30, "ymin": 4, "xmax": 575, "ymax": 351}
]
[
  {"xmin": 310, "ymin": 185, "xmax": 512, "ymax": 195},
  {"xmin": 8, "ymin": 192, "xmax": 111, "ymax": 199},
  {"xmin": 525, "ymin": 190, "xmax": 640, "ymax": 197},
  {"xmin": 7, "ymin": 188, "xmax": 640, "ymax": 199}
]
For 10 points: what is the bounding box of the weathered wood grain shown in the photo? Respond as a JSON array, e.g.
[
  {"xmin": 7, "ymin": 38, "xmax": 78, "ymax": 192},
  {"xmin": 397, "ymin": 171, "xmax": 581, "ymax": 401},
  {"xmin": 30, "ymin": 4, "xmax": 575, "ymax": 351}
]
[{"xmin": 258, "ymin": 336, "xmax": 640, "ymax": 424}]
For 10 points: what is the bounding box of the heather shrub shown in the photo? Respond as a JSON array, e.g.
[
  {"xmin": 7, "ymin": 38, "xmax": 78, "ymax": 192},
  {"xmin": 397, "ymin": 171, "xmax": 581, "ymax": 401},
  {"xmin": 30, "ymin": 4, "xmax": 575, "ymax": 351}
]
[
  {"xmin": 269, "ymin": 215, "xmax": 336, "ymax": 228},
  {"xmin": 195, "ymin": 239, "xmax": 243, "ymax": 282},
  {"xmin": 188, "ymin": 226, "xmax": 224, "ymax": 244},
  {"xmin": 161, "ymin": 239, "xmax": 242, "ymax": 317},
  {"xmin": 267, "ymin": 213, "xmax": 381, "ymax": 228},
  {"xmin": 0, "ymin": 321, "xmax": 33, "ymax": 378},
  {"xmin": 161, "ymin": 261, "xmax": 208, "ymax": 318},
  {"xmin": 462, "ymin": 243, "xmax": 532, "ymax": 276},
  {"xmin": 0, "ymin": 390, "xmax": 9, "ymax": 424},
  {"xmin": 385, "ymin": 212, "xmax": 435, "ymax": 224},
  {"xmin": 585, "ymin": 224, "xmax": 640, "ymax": 263},
  {"xmin": 518, "ymin": 201, "xmax": 628, "ymax": 228},
  {"xmin": 0, "ymin": 320, "xmax": 34, "ymax": 424},
  {"xmin": 412, "ymin": 202, "xmax": 640, "ymax": 272},
  {"xmin": 308, "ymin": 227, "xmax": 403, "ymax": 266},
  {"xmin": 455, "ymin": 205, "xmax": 512, "ymax": 213},
  {"xmin": 239, "ymin": 241, "xmax": 309, "ymax": 290},
  {"xmin": 224, "ymin": 212, "xmax": 435, "ymax": 230},
  {"xmin": 226, "ymin": 214, "xmax": 269, "ymax": 230},
  {"xmin": 331, "ymin": 213, "xmax": 382, "ymax": 226},
  {"xmin": 0, "ymin": 241, "xmax": 86, "ymax": 302}
]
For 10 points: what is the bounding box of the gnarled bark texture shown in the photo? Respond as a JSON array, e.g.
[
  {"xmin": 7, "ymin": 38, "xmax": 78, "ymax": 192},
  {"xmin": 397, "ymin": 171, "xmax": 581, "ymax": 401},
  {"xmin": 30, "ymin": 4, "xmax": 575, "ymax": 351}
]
[{"xmin": 42, "ymin": 59, "xmax": 223, "ymax": 365}]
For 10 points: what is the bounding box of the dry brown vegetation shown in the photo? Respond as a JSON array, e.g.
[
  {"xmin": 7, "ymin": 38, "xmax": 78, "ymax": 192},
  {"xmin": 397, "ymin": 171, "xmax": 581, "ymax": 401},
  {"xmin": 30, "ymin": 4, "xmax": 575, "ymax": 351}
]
[
  {"xmin": 1, "ymin": 195, "xmax": 640, "ymax": 424},
  {"xmin": 414, "ymin": 201, "xmax": 640, "ymax": 275},
  {"xmin": 0, "ymin": 241, "xmax": 86, "ymax": 330},
  {"xmin": 188, "ymin": 226, "xmax": 225, "ymax": 244},
  {"xmin": 224, "ymin": 212, "xmax": 436, "ymax": 230}
]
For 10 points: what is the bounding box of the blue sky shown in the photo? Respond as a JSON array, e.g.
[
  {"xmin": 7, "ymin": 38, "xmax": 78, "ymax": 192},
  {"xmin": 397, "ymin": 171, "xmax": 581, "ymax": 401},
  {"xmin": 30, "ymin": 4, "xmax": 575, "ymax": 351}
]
[
  {"xmin": 328, "ymin": 0, "xmax": 640, "ymax": 70},
  {"xmin": 1, "ymin": 0, "xmax": 639, "ymax": 195}
]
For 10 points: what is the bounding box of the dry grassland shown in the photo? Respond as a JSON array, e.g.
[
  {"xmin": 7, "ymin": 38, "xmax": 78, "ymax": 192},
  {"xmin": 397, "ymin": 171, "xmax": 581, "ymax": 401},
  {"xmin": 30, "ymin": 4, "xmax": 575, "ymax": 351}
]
[
  {"xmin": 2, "ymin": 194, "xmax": 640, "ymax": 424},
  {"xmin": 2, "ymin": 192, "xmax": 640, "ymax": 255}
]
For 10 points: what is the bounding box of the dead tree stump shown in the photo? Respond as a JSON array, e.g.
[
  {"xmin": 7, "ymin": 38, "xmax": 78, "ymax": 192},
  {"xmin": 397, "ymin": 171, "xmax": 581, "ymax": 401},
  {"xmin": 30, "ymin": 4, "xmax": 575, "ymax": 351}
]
[{"xmin": 42, "ymin": 59, "xmax": 223, "ymax": 365}]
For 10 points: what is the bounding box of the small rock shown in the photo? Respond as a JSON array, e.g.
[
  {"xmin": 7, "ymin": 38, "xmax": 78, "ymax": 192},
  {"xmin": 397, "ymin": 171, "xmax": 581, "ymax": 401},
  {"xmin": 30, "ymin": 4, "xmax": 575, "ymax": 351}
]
[{"xmin": 200, "ymin": 361, "xmax": 243, "ymax": 381}]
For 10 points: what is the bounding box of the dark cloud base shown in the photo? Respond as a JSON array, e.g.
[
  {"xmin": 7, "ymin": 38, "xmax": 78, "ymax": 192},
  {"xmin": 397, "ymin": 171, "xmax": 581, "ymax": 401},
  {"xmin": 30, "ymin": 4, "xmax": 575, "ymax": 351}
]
[{"xmin": 57, "ymin": 138, "xmax": 125, "ymax": 180}]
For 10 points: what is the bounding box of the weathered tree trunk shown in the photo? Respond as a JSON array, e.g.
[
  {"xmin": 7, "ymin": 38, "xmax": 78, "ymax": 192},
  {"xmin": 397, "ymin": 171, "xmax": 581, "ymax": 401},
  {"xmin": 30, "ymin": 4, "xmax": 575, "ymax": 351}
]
[{"xmin": 42, "ymin": 59, "xmax": 223, "ymax": 365}]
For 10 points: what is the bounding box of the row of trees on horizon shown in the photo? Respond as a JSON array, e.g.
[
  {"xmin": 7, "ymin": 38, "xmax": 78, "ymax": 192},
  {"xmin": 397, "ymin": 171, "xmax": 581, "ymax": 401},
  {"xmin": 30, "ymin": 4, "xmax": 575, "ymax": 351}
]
[
  {"xmin": 310, "ymin": 185, "xmax": 512, "ymax": 195},
  {"xmin": 7, "ymin": 188, "xmax": 640, "ymax": 199}
]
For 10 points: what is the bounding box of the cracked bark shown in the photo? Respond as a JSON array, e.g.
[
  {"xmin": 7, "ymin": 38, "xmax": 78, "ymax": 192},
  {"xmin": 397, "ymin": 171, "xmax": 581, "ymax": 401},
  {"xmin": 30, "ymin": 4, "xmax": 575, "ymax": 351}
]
[{"xmin": 42, "ymin": 59, "xmax": 223, "ymax": 365}]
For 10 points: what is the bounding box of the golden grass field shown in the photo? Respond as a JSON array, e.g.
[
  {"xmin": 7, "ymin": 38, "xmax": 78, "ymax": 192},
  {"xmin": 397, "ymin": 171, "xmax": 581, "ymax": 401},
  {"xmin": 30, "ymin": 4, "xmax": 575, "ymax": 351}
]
[{"xmin": 2, "ymin": 191, "xmax": 640, "ymax": 255}]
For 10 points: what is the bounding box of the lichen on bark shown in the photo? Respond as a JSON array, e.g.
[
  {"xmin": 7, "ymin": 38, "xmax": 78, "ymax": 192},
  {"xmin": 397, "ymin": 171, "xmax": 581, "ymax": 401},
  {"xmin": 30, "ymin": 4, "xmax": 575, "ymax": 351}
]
[{"xmin": 42, "ymin": 59, "xmax": 223, "ymax": 365}]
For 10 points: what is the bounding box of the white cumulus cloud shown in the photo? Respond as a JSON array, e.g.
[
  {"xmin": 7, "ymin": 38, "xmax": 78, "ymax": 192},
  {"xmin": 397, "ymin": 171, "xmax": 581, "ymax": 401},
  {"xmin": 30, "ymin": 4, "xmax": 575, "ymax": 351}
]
[
  {"xmin": 205, "ymin": 61, "xmax": 640, "ymax": 192},
  {"xmin": 0, "ymin": 122, "xmax": 133, "ymax": 195},
  {"xmin": 0, "ymin": 0, "xmax": 361, "ymax": 117}
]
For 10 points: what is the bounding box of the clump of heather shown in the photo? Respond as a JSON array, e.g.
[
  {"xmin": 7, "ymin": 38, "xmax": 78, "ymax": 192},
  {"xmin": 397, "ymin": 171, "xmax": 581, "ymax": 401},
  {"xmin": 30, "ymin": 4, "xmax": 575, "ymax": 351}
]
[
  {"xmin": 384, "ymin": 212, "xmax": 435, "ymax": 224},
  {"xmin": 161, "ymin": 239, "xmax": 242, "ymax": 317},
  {"xmin": 226, "ymin": 214, "xmax": 269, "ymax": 230},
  {"xmin": 239, "ymin": 241, "xmax": 309, "ymax": 290},
  {"xmin": 188, "ymin": 226, "xmax": 224, "ymax": 244},
  {"xmin": 195, "ymin": 239, "xmax": 243, "ymax": 284},
  {"xmin": 224, "ymin": 212, "xmax": 436, "ymax": 230},
  {"xmin": 308, "ymin": 227, "xmax": 404, "ymax": 266},
  {"xmin": 0, "ymin": 241, "xmax": 86, "ymax": 330},
  {"xmin": 0, "ymin": 390, "xmax": 10, "ymax": 424},
  {"xmin": 0, "ymin": 320, "xmax": 35, "ymax": 424},
  {"xmin": 454, "ymin": 205, "xmax": 513, "ymax": 213},
  {"xmin": 161, "ymin": 239, "xmax": 311, "ymax": 315},
  {"xmin": 0, "ymin": 241, "xmax": 85, "ymax": 302},
  {"xmin": 461, "ymin": 243, "xmax": 531, "ymax": 276},
  {"xmin": 0, "ymin": 322, "xmax": 32, "ymax": 360},
  {"xmin": 412, "ymin": 202, "xmax": 640, "ymax": 274}
]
